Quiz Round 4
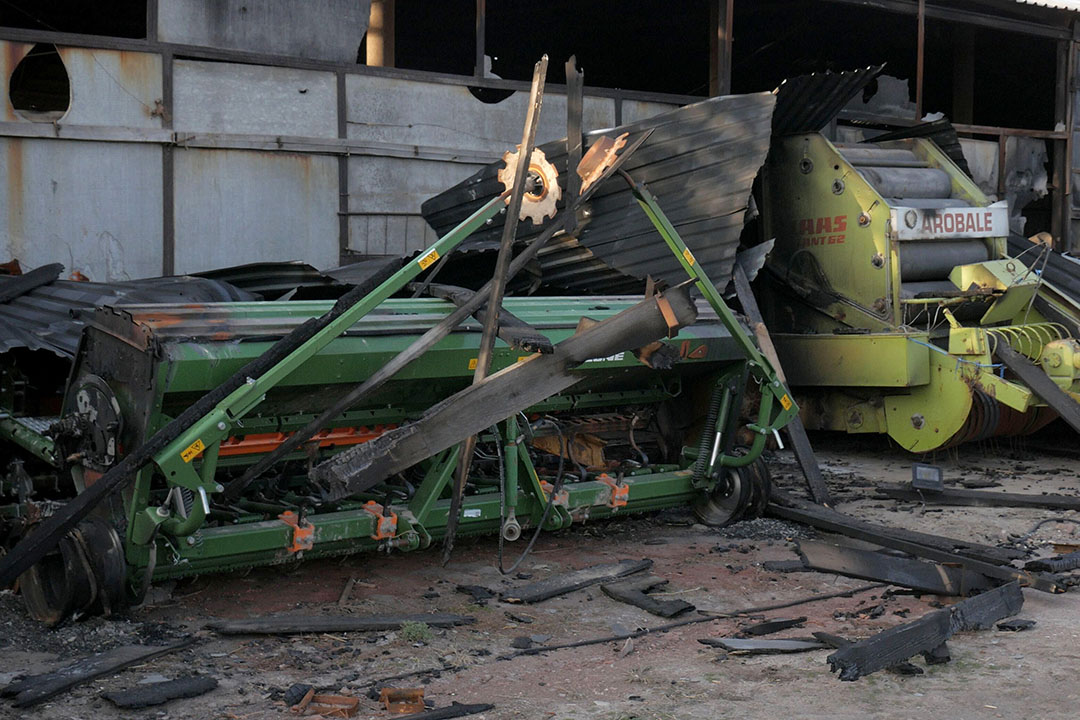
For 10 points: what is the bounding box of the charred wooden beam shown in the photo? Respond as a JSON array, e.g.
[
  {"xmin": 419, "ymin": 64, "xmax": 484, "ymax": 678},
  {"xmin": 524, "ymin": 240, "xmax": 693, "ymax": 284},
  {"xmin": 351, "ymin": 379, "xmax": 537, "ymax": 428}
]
[
  {"xmin": 206, "ymin": 613, "xmax": 474, "ymax": 635},
  {"xmin": 876, "ymin": 484, "xmax": 1080, "ymax": 511},
  {"xmin": 600, "ymin": 575, "xmax": 695, "ymax": 618},
  {"xmin": 2, "ymin": 640, "xmax": 193, "ymax": 708},
  {"xmin": 422, "ymin": 283, "xmax": 553, "ymax": 354},
  {"xmin": 102, "ymin": 675, "xmax": 218, "ymax": 709},
  {"xmin": 503, "ymin": 558, "xmax": 652, "ymax": 604},
  {"xmin": 826, "ymin": 582, "xmax": 1023, "ymax": 681},
  {"xmin": 311, "ymin": 286, "xmax": 697, "ymax": 499},
  {"xmin": 796, "ymin": 539, "xmax": 994, "ymax": 596},
  {"xmin": 769, "ymin": 488, "xmax": 1039, "ymax": 573},
  {"xmin": 397, "ymin": 702, "xmax": 495, "ymax": 720},
  {"xmin": 731, "ymin": 265, "xmax": 832, "ymax": 506},
  {"xmin": 0, "ymin": 262, "xmax": 62, "ymax": 303},
  {"xmin": 740, "ymin": 616, "xmax": 807, "ymax": 637}
]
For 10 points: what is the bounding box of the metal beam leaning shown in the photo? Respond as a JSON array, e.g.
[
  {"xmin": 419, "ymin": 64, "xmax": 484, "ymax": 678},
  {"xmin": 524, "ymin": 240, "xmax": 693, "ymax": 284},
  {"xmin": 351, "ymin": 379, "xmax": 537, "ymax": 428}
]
[
  {"xmin": 0, "ymin": 263, "xmax": 62, "ymax": 303},
  {"xmin": 310, "ymin": 284, "xmax": 699, "ymax": 499},
  {"xmin": 222, "ymin": 131, "xmax": 651, "ymax": 502},
  {"xmin": 995, "ymin": 342, "xmax": 1080, "ymax": 435},
  {"xmin": 422, "ymin": 283, "xmax": 553, "ymax": 354},
  {"xmin": 731, "ymin": 263, "xmax": 832, "ymax": 505},
  {"xmin": 796, "ymin": 539, "xmax": 994, "ymax": 596},
  {"xmin": 826, "ymin": 582, "xmax": 1024, "ymax": 681},
  {"xmin": 875, "ymin": 484, "xmax": 1080, "ymax": 511},
  {"xmin": 768, "ymin": 494, "xmax": 1063, "ymax": 593},
  {"xmin": 447, "ymin": 55, "xmax": 549, "ymax": 563}
]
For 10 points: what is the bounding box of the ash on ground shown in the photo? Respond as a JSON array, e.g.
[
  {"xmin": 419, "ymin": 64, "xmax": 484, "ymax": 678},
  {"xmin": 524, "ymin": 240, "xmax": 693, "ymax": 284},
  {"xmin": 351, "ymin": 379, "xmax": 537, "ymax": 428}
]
[{"xmin": 714, "ymin": 518, "xmax": 815, "ymax": 540}]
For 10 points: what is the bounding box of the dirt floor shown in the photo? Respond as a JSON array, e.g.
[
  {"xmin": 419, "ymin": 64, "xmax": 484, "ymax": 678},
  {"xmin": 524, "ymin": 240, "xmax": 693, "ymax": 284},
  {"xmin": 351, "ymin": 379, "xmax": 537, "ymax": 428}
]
[{"xmin": 2, "ymin": 429, "xmax": 1080, "ymax": 720}]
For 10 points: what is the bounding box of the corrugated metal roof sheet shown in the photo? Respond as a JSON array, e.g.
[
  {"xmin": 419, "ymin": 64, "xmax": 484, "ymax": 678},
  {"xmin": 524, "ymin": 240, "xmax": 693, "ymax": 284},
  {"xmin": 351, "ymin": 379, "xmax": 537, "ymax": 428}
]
[
  {"xmin": 0, "ymin": 273, "xmax": 255, "ymax": 359},
  {"xmin": 864, "ymin": 118, "xmax": 973, "ymax": 177},
  {"xmin": 772, "ymin": 65, "xmax": 885, "ymax": 137},
  {"xmin": 1010, "ymin": 0, "xmax": 1080, "ymax": 10},
  {"xmin": 422, "ymin": 92, "xmax": 776, "ymax": 294}
]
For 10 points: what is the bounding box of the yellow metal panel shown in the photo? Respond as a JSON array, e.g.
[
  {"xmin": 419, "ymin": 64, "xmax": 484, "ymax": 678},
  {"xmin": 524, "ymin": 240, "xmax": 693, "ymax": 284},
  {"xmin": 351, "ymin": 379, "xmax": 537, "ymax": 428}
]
[{"xmin": 772, "ymin": 333, "xmax": 930, "ymax": 387}]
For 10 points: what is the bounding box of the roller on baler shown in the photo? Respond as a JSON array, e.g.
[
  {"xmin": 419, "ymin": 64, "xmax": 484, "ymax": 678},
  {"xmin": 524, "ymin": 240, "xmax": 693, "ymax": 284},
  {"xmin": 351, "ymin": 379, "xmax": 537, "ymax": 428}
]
[
  {"xmin": 758, "ymin": 131, "xmax": 1080, "ymax": 452},
  {"xmin": 0, "ymin": 91, "xmax": 799, "ymax": 625}
]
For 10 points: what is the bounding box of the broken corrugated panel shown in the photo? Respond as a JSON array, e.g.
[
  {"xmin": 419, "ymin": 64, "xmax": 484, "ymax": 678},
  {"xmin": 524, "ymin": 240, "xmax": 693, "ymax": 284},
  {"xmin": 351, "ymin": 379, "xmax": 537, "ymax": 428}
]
[
  {"xmin": 772, "ymin": 66, "xmax": 885, "ymax": 137},
  {"xmin": 0, "ymin": 275, "xmax": 254, "ymax": 358},
  {"xmin": 422, "ymin": 93, "xmax": 776, "ymax": 293},
  {"xmin": 863, "ymin": 119, "xmax": 973, "ymax": 177}
]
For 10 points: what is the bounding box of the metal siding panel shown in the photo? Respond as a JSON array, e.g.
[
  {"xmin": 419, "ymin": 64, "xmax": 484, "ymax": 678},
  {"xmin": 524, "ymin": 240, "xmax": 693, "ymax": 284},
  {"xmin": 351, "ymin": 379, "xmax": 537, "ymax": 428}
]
[
  {"xmin": 348, "ymin": 215, "xmax": 369, "ymax": 254},
  {"xmin": 57, "ymin": 48, "xmax": 163, "ymax": 129},
  {"xmin": 173, "ymin": 60, "xmax": 338, "ymax": 137},
  {"xmin": 0, "ymin": 138, "xmax": 163, "ymax": 281},
  {"xmin": 348, "ymin": 155, "xmax": 484, "ymax": 214},
  {"xmin": 173, "ymin": 149, "xmax": 339, "ymax": 273},
  {"xmin": 157, "ymin": 0, "xmax": 370, "ymax": 63},
  {"xmin": 346, "ymin": 74, "xmax": 617, "ymax": 155}
]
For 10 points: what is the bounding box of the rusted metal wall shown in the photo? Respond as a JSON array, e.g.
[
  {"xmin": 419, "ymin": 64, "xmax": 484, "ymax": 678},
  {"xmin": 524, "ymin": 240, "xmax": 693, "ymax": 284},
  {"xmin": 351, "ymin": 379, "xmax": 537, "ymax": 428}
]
[{"xmin": 0, "ymin": 32, "xmax": 683, "ymax": 279}]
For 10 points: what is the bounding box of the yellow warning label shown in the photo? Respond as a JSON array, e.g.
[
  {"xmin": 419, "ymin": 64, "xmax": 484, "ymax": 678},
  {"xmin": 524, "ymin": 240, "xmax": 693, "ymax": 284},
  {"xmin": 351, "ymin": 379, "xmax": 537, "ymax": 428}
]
[
  {"xmin": 468, "ymin": 357, "xmax": 478, "ymax": 370},
  {"xmin": 682, "ymin": 248, "xmax": 696, "ymax": 267},
  {"xmin": 181, "ymin": 438, "xmax": 205, "ymax": 463},
  {"xmin": 779, "ymin": 394, "xmax": 793, "ymax": 411},
  {"xmin": 517, "ymin": 356, "xmax": 530, "ymax": 363},
  {"xmin": 418, "ymin": 249, "xmax": 440, "ymax": 270}
]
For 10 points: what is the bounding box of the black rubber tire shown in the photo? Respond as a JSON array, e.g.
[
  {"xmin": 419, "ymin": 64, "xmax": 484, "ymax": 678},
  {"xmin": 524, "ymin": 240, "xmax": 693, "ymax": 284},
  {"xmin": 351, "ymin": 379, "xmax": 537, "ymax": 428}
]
[{"xmin": 692, "ymin": 464, "xmax": 753, "ymax": 527}]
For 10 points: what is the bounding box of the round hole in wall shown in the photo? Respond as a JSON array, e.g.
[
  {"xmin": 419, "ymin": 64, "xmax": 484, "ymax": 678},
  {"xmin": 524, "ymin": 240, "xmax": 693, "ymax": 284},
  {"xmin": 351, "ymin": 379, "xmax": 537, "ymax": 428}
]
[{"xmin": 9, "ymin": 43, "xmax": 70, "ymax": 121}]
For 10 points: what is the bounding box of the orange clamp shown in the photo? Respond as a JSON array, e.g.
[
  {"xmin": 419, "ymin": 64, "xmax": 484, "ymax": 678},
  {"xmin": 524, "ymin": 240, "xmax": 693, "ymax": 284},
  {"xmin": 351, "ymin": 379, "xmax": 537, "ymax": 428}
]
[
  {"xmin": 539, "ymin": 480, "xmax": 569, "ymax": 507},
  {"xmin": 596, "ymin": 473, "xmax": 628, "ymax": 508},
  {"xmin": 279, "ymin": 510, "xmax": 314, "ymax": 553},
  {"xmin": 362, "ymin": 501, "xmax": 398, "ymax": 540}
]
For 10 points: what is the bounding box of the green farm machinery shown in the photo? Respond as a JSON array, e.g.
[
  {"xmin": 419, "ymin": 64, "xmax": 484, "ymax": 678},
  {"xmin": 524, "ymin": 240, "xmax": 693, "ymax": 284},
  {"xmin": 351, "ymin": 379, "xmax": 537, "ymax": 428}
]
[{"xmin": 0, "ymin": 106, "xmax": 797, "ymax": 624}]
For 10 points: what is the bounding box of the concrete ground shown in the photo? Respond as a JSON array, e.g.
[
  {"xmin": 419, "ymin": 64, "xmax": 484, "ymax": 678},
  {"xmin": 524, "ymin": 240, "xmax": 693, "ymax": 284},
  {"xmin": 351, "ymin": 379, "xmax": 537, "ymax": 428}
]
[{"xmin": 1, "ymin": 429, "xmax": 1079, "ymax": 720}]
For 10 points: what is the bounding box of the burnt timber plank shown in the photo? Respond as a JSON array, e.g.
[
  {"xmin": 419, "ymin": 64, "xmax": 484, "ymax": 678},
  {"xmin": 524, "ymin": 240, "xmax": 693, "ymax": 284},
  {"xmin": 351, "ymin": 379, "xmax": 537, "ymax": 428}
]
[
  {"xmin": 826, "ymin": 582, "xmax": 1023, "ymax": 681},
  {"xmin": 740, "ymin": 617, "xmax": 807, "ymax": 637},
  {"xmin": 731, "ymin": 265, "xmax": 832, "ymax": 506},
  {"xmin": 1026, "ymin": 551, "xmax": 1080, "ymax": 572},
  {"xmin": 995, "ymin": 342, "xmax": 1080, "ymax": 434},
  {"xmin": 769, "ymin": 489, "xmax": 1025, "ymax": 564},
  {"xmin": 600, "ymin": 575, "xmax": 695, "ymax": 618},
  {"xmin": 769, "ymin": 496, "xmax": 1061, "ymax": 593},
  {"xmin": 812, "ymin": 632, "xmax": 925, "ymax": 675},
  {"xmin": 424, "ymin": 283, "xmax": 553, "ymax": 354},
  {"xmin": 396, "ymin": 703, "xmax": 495, "ymax": 720},
  {"xmin": 206, "ymin": 613, "xmax": 474, "ymax": 635},
  {"xmin": 3, "ymin": 640, "xmax": 193, "ymax": 708},
  {"xmin": 796, "ymin": 539, "xmax": 993, "ymax": 596},
  {"xmin": 698, "ymin": 637, "xmax": 826, "ymax": 654},
  {"xmin": 503, "ymin": 559, "xmax": 652, "ymax": 603},
  {"xmin": 876, "ymin": 484, "xmax": 1080, "ymax": 511},
  {"xmin": 311, "ymin": 286, "xmax": 697, "ymax": 500},
  {"xmin": 102, "ymin": 675, "xmax": 218, "ymax": 709}
]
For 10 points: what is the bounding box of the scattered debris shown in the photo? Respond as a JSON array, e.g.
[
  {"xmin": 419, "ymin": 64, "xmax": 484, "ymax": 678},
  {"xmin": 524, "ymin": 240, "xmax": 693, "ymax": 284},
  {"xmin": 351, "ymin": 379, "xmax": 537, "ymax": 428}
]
[
  {"xmin": 102, "ymin": 675, "xmax": 217, "ymax": 709},
  {"xmin": 600, "ymin": 575, "xmax": 695, "ymax": 617},
  {"xmin": 1, "ymin": 640, "xmax": 193, "ymax": 708},
  {"xmin": 456, "ymin": 585, "xmax": 496, "ymax": 605},
  {"xmin": 502, "ymin": 559, "xmax": 653, "ymax": 603},
  {"xmin": 206, "ymin": 614, "xmax": 474, "ymax": 635},
  {"xmin": 699, "ymin": 637, "xmax": 827, "ymax": 655},
  {"xmin": 380, "ymin": 687, "xmax": 425, "ymax": 713},
  {"xmin": 996, "ymin": 618, "xmax": 1037, "ymax": 632},
  {"xmin": 338, "ymin": 577, "xmax": 358, "ymax": 606},
  {"xmin": 291, "ymin": 688, "xmax": 360, "ymax": 717},
  {"xmin": 826, "ymin": 582, "xmax": 1023, "ymax": 681}
]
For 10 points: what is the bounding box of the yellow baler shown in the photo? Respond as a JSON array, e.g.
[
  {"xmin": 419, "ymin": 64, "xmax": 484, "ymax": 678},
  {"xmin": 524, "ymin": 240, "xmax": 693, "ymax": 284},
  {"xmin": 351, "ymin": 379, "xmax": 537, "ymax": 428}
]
[{"xmin": 759, "ymin": 133, "xmax": 1080, "ymax": 452}]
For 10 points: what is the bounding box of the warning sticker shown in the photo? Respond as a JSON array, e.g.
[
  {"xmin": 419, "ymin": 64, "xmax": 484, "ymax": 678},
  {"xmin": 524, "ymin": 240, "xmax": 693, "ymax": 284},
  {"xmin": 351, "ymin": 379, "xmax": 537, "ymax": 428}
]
[
  {"xmin": 682, "ymin": 248, "xmax": 696, "ymax": 267},
  {"xmin": 418, "ymin": 248, "xmax": 440, "ymax": 270},
  {"xmin": 468, "ymin": 357, "xmax": 478, "ymax": 370},
  {"xmin": 779, "ymin": 394, "xmax": 793, "ymax": 411},
  {"xmin": 181, "ymin": 438, "xmax": 205, "ymax": 463}
]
